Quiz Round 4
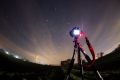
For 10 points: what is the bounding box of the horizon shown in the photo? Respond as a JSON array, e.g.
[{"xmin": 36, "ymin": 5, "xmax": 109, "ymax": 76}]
[{"xmin": 0, "ymin": 43, "xmax": 120, "ymax": 65}]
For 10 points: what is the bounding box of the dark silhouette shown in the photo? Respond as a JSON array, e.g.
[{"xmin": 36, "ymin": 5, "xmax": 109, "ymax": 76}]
[{"xmin": 0, "ymin": 49, "xmax": 65, "ymax": 80}]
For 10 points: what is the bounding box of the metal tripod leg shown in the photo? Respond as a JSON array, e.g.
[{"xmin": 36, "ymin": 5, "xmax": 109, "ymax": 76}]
[
  {"xmin": 64, "ymin": 49, "xmax": 75, "ymax": 80},
  {"xmin": 78, "ymin": 47, "xmax": 84, "ymax": 80},
  {"xmin": 65, "ymin": 48, "xmax": 85, "ymax": 80}
]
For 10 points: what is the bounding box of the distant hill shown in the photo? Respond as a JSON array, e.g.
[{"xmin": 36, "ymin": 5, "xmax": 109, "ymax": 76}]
[
  {"xmin": 0, "ymin": 49, "xmax": 45, "ymax": 72},
  {"xmin": 0, "ymin": 49, "xmax": 65, "ymax": 80},
  {"xmin": 95, "ymin": 44, "xmax": 120, "ymax": 70}
]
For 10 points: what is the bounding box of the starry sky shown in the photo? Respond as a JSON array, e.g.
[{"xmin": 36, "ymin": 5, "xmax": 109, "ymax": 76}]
[{"xmin": 0, "ymin": 0, "xmax": 120, "ymax": 65}]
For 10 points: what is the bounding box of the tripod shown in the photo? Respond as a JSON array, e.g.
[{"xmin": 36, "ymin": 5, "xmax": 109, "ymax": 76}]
[{"xmin": 64, "ymin": 37, "xmax": 103, "ymax": 80}]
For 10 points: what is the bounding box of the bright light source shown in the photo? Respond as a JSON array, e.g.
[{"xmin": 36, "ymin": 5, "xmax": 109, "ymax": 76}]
[
  {"xmin": 69, "ymin": 27, "xmax": 82, "ymax": 37},
  {"xmin": 5, "ymin": 51, "xmax": 9, "ymax": 55},
  {"xmin": 14, "ymin": 55, "xmax": 20, "ymax": 59},
  {"xmin": 73, "ymin": 29, "xmax": 80, "ymax": 36}
]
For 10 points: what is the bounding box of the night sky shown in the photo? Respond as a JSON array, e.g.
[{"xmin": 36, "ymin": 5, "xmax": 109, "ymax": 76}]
[{"xmin": 0, "ymin": 0, "xmax": 120, "ymax": 65}]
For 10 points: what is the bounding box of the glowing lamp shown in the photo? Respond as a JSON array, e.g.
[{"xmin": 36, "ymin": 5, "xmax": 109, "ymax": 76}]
[
  {"xmin": 69, "ymin": 27, "xmax": 81, "ymax": 37},
  {"xmin": 5, "ymin": 51, "xmax": 9, "ymax": 55},
  {"xmin": 73, "ymin": 29, "xmax": 80, "ymax": 36},
  {"xmin": 14, "ymin": 55, "xmax": 20, "ymax": 59}
]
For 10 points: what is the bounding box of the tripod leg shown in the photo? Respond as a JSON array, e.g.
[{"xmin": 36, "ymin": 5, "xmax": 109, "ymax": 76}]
[
  {"xmin": 78, "ymin": 48, "xmax": 84, "ymax": 80},
  {"xmin": 64, "ymin": 58, "xmax": 75, "ymax": 80},
  {"xmin": 79, "ymin": 58, "xmax": 84, "ymax": 80},
  {"xmin": 79, "ymin": 47, "xmax": 103, "ymax": 80},
  {"xmin": 64, "ymin": 49, "xmax": 76, "ymax": 80},
  {"xmin": 95, "ymin": 70, "xmax": 103, "ymax": 80},
  {"xmin": 86, "ymin": 55, "xmax": 103, "ymax": 80}
]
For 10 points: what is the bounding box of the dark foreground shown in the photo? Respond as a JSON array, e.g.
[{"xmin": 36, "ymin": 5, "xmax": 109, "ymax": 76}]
[
  {"xmin": 0, "ymin": 45, "xmax": 120, "ymax": 80},
  {"xmin": 0, "ymin": 69, "xmax": 120, "ymax": 80}
]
